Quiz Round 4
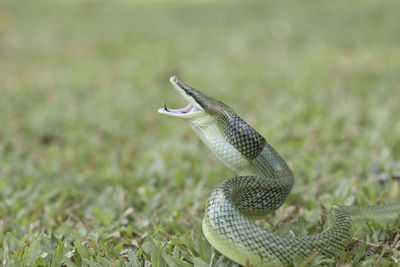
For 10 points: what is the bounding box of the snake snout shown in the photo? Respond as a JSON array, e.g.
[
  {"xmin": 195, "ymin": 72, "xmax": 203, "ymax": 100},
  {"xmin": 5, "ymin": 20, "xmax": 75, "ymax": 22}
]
[{"xmin": 170, "ymin": 75, "xmax": 179, "ymax": 84}]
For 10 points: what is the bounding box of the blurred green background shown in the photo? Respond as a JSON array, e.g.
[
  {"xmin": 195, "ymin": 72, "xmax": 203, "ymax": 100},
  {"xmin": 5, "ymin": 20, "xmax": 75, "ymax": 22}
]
[{"xmin": 1, "ymin": 0, "xmax": 400, "ymax": 266}]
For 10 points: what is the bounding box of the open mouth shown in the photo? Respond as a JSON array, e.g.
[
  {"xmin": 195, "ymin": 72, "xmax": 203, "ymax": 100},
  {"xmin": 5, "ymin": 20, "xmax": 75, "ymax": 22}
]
[
  {"xmin": 163, "ymin": 103, "xmax": 202, "ymax": 115},
  {"xmin": 158, "ymin": 99, "xmax": 203, "ymax": 119},
  {"xmin": 158, "ymin": 76, "xmax": 204, "ymax": 119}
]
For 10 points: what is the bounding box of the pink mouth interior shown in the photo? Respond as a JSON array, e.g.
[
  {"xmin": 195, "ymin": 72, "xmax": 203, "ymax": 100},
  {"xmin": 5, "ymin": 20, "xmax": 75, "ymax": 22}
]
[{"xmin": 166, "ymin": 103, "xmax": 201, "ymax": 114}]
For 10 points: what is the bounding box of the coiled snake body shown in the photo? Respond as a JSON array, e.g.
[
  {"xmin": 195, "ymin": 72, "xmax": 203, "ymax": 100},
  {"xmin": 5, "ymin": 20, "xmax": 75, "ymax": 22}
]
[{"xmin": 158, "ymin": 76, "xmax": 400, "ymax": 265}]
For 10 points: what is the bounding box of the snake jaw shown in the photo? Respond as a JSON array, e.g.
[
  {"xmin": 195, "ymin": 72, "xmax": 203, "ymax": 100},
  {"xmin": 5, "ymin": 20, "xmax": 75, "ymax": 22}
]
[
  {"xmin": 158, "ymin": 75, "xmax": 204, "ymax": 120},
  {"xmin": 158, "ymin": 102, "xmax": 203, "ymax": 119}
]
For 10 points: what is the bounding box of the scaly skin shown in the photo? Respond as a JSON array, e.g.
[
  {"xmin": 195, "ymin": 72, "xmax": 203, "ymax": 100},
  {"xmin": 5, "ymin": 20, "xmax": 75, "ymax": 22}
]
[{"xmin": 158, "ymin": 76, "xmax": 400, "ymax": 265}]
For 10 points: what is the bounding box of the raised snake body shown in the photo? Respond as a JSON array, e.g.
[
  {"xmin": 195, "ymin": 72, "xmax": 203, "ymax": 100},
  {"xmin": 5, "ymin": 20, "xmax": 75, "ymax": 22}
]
[{"xmin": 158, "ymin": 76, "xmax": 400, "ymax": 265}]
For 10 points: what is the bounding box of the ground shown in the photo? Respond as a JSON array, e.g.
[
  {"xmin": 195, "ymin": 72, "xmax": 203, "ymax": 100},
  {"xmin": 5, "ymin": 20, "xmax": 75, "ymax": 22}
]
[{"xmin": 1, "ymin": 0, "xmax": 400, "ymax": 266}]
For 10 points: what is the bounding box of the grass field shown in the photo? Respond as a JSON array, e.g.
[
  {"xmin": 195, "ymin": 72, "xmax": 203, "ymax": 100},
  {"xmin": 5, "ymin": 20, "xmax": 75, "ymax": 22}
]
[{"xmin": 1, "ymin": 0, "xmax": 400, "ymax": 266}]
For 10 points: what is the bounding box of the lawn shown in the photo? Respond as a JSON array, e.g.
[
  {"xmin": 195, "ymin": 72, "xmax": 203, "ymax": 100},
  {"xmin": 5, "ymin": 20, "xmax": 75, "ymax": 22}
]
[{"xmin": 1, "ymin": 0, "xmax": 400, "ymax": 266}]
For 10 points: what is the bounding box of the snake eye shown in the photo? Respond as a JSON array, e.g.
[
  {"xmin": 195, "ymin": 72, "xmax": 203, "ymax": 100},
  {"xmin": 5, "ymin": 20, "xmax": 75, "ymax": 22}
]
[{"xmin": 185, "ymin": 90, "xmax": 195, "ymax": 98}]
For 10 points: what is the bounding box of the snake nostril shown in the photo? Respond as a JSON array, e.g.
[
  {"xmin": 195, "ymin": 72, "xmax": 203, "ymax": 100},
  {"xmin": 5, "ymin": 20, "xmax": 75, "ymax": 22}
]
[{"xmin": 170, "ymin": 75, "xmax": 178, "ymax": 84}]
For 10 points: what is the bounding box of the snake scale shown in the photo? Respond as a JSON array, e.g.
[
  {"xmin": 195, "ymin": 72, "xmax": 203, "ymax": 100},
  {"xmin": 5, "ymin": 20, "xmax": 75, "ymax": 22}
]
[{"xmin": 158, "ymin": 76, "xmax": 400, "ymax": 265}]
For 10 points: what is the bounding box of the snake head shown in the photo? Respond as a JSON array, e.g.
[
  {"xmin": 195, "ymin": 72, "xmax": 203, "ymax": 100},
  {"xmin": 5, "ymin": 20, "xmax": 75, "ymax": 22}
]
[{"xmin": 158, "ymin": 75, "xmax": 229, "ymax": 120}]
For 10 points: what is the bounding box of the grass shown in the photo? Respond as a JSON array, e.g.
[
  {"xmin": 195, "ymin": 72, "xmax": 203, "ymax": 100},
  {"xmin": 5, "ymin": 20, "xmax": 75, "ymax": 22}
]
[{"xmin": 1, "ymin": 0, "xmax": 400, "ymax": 266}]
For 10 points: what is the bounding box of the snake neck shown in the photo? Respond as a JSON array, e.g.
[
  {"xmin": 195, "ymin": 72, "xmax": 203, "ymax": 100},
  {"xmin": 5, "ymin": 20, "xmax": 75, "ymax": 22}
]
[{"xmin": 190, "ymin": 115, "xmax": 293, "ymax": 180}]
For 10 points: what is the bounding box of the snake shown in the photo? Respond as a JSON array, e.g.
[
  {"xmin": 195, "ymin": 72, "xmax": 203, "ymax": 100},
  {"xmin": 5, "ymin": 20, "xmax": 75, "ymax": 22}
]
[{"xmin": 158, "ymin": 75, "xmax": 400, "ymax": 265}]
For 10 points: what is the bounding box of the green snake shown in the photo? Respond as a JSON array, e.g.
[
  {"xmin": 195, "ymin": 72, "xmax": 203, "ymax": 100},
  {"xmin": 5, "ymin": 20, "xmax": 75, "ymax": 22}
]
[{"xmin": 158, "ymin": 76, "xmax": 400, "ymax": 265}]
